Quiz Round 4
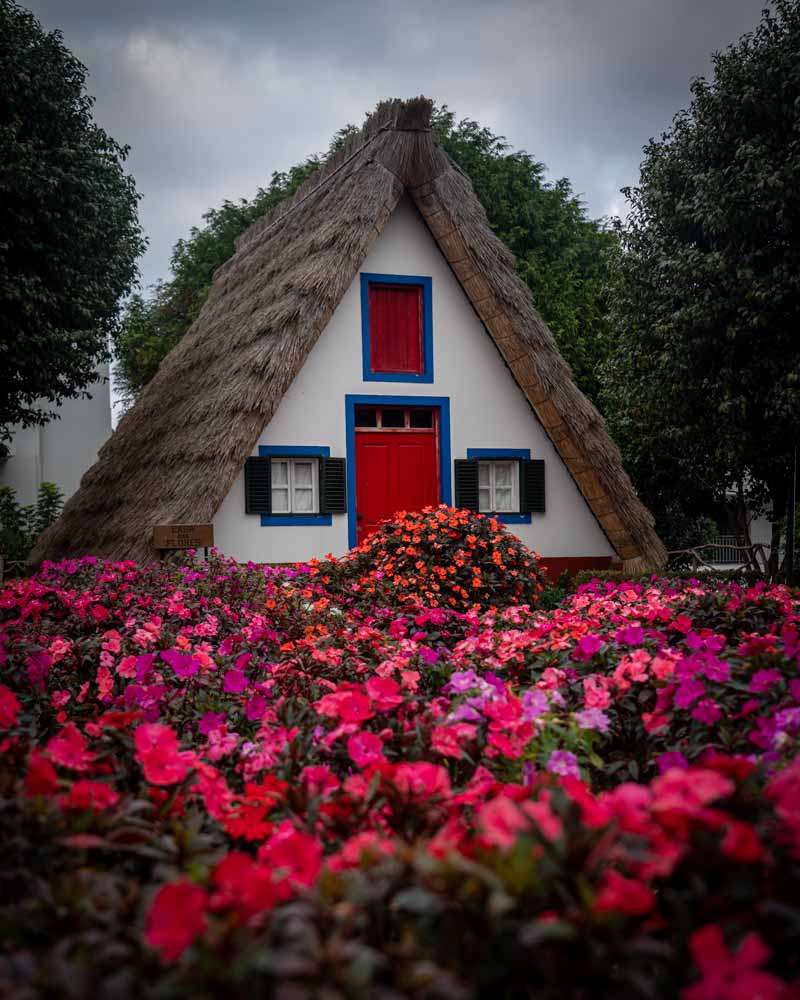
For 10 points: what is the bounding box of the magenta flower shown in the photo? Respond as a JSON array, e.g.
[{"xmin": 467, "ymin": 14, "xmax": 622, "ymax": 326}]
[
  {"xmin": 573, "ymin": 634, "xmax": 603, "ymax": 661},
  {"xmin": 749, "ymin": 669, "xmax": 782, "ymax": 693},
  {"xmin": 223, "ymin": 670, "xmax": 248, "ymax": 694},
  {"xmin": 546, "ymin": 750, "xmax": 580, "ymax": 778},
  {"xmin": 575, "ymin": 708, "xmax": 610, "ymax": 733}
]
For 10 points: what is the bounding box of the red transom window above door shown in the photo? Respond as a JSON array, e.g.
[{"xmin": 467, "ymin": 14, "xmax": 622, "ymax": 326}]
[{"xmin": 368, "ymin": 283, "xmax": 423, "ymax": 374}]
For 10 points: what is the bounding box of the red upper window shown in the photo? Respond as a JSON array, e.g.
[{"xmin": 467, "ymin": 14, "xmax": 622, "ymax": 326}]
[{"xmin": 368, "ymin": 283, "xmax": 423, "ymax": 374}]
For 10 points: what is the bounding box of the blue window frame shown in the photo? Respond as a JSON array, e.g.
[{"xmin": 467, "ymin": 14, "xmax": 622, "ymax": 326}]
[
  {"xmin": 346, "ymin": 395, "xmax": 451, "ymax": 548},
  {"xmin": 360, "ymin": 273, "xmax": 434, "ymax": 383},
  {"xmin": 466, "ymin": 448, "xmax": 532, "ymax": 524},
  {"xmin": 257, "ymin": 445, "xmax": 332, "ymax": 526}
]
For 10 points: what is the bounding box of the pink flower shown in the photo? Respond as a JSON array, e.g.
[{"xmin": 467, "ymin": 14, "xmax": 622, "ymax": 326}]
[
  {"xmin": 0, "ymin": 684, "xmax": 21, "ymax": 729},
  {"xmin": 478, "ymin": 796, "xmax": 528, "ymax": 849},
  {"xmin": 583, "ymin": 675, "xmax": 612, "ymax": 710},
  {"xmin": 145, "ymin": 880, "xmax": 208, "ymax": 962},
  {"xmin": 683, "ymin": 925, "xmax": 784, "ymax": 1000},
  {"xmin": 46, "ymin": 723, "xmax": 96, "ymax": 771},
  {"xmin": 393, "ymin": 762, "xmax": 451, "ymax": 800},
  {"xmin": 347, "ymin": 730, "xmax": 385, "ymax": 768},
  {"xmin": 134, "ymin": 723, "xmax": 190, "ymax": 786},
  {"xmin": 546, "ymin": 750, "xmax": 580, "ymax": 778},
  {"xmin": 594, "ymin": 869, "xmax": 655, "ymax": 915},
  {"xmin": 366, "ymin": 676, "xmax": 403, "ymax": 710}
]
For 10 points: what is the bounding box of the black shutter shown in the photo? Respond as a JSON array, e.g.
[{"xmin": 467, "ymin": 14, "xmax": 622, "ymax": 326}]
[
  {"xmin": 320, "ymin": 457, "xmax": 347, "ymax": 514},
  {"xmin": 454, "ymin": 459, "xmax": 479, "ymax": 511},
  {"xmin": 521, "ymin": 459, "xmax": 545, "ymax": 514},
  {"xmin": 244, "ymin": 457, "xmax": 271, "ymax": 514}
]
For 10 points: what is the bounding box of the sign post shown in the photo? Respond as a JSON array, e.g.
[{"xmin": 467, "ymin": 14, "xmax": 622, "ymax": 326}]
[{"xmin": 152, "ymin": 524, "xmax": 214, "ymax": 559}]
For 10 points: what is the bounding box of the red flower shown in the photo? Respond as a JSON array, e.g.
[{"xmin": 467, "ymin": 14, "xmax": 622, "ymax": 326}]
[
  {"xmin": 683, "ymin": 925, "xmax": 784, "ymax": 1000},
  {"xmin": 211, "ymin": 852, "xmax": 286, "ymax": 921},
  {"xmin": 46, "ymin": 723, "xmax": 96, "ymax": 771},
  {"xmin": 0, "ymin": 684, "xmax": 20, "ymax": 729},
  {"xmin": 134, "ymin": 723, "xmax": 190, "ymax": 786},
  {"xmin": 594, "ymin": 870, "xmax": 655, "ymax": 916},
  {"xmin": 257, "ymin": 820, "xmax": 322, "ymax": 888},
  {"xmin": 145, "ymin": 880, "xmax": 208, "ymax": 962},
  {"xmin": 25, "ymin": 748, "xmax": 60, "ymax": 797},
  {"xmin": 60, "ymin": 779, "xmax": 120, "ymax": 811}
]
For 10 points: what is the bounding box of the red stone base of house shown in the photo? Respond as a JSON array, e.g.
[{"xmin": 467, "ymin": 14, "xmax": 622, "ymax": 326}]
[{"xmin": 538, "ymin": 556, "xmax": 616, "ymax": 583}]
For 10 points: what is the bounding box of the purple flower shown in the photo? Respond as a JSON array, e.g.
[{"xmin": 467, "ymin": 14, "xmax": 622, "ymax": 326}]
[
  {"xmin": 223, "ymin": 669, "xmax": 248, "ymax": 694},
  {"xmin": 160, "ymin": 649, "xmax": 198, "ymax": 678},
  {"xmin": 521, "ymin": 689, "xmax": 549, "ymax": 722},
  {"xmin": 691, "ymin": 698, "xmax": 722, "ymax": 725},
  {"xmin": 574, "ymin": 708, "xmax": 611, "ymax": 733},
  {"xmin": 450, "ymin": 703, "xmax": 483, "ymax": 722},
  {"xmin": 244, "ymin": 695, "xmax": 267, "ymax": 721},
  {"xmin": 615, "ymin": 626, "xmax": 644, "ymax": 646},
  {"xmin": 749, "ymin": 669, "xmax": 783, "ymax": 693},
  {"xmin": 656, "ymin": 751, "xmax": 688, "ymax": 773},
  {"xmin": 573, "ymin": 634, "xmax": 603, "ymax": 661},
  {"xmin": 674, "ymin": 678, "xmax": 706, "ymax": 708},
  {"xmin": 135, "ymin": 653, "xmax": 156, "ymax": 681},
  {"xmin": 546, "ymin": 750, "xmax": 580, "ymax": 778},
  {"xmin": 419, "ymin": 647, "xmax": 439, "ymax": 664},
  {"xmin": 522, "ymin": 761, "xmax": 537, "ymax": 787},
  {"xmin": 199, "ymin": 711, "xmax": 226, "ymax": 734},
  {"xmin": 448, "ymin": 670, "xmax": 481, "ymax": 693}
]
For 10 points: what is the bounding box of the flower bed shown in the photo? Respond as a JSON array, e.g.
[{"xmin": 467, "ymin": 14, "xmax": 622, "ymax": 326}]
[{"xmin": 1, "ymin": 533, "xmax": 799, "ymax": 996}]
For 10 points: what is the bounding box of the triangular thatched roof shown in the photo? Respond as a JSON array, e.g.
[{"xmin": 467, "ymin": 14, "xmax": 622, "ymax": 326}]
[{"xmin": 32, "ymin": 97, "xmax": 666, "ymax": 572}]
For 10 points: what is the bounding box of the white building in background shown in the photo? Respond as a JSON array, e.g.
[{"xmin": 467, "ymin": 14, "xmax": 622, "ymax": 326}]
[{"xmin": 0, "ymin": 366, "xmax": 112, "ymax": 505}]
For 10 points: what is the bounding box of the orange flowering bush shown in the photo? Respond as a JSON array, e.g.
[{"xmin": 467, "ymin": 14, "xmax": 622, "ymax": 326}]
[{"xmin": 326, "ymin": 504, "xmax": 546, "ymax": 612}]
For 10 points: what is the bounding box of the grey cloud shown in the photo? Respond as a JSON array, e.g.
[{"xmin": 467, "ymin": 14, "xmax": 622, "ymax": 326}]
[{"xmin": 27, "ymin": 0, "xmax": 765, "ymax": 289}]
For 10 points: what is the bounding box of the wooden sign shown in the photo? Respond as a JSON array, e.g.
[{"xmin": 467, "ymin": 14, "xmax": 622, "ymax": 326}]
[{"xmin": 152, "ymin": 523, "xmax": 214, "ymax": 551}]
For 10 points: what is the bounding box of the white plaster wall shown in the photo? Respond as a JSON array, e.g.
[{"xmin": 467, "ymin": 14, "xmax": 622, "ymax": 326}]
[
  {"xmin": 0, "ymin": 366, "xmax": 111, "ymax": 506},
  {"xmin": 214, "ymin": 198, "xmax": 614, "ymax": 564}
]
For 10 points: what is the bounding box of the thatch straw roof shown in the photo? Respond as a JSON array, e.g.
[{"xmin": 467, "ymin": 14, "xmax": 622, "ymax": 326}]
[{"xmin": 32, "ymin": 97, "xmax": 666, "ymax": 573}]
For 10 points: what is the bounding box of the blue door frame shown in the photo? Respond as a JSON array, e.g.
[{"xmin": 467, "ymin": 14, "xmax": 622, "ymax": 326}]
[{"xmin": 345, "ymin": 394, "xmax": 452, "ymax": 549}]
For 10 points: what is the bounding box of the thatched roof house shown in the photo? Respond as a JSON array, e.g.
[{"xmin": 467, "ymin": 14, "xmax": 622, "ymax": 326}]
[{"xmin": 33, "ymin": 97, "xmax": 666, "ymax": 574}]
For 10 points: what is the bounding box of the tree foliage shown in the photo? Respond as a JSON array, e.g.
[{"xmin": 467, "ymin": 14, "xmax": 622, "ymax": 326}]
[
  {"xmin": 0, "ymin": 0, "xmax": 145, "ymax": 439},
  {"xmin": 114, "ymin": 109, "xmax": 616, "ymax": 406},
  {"xmin": 432, "ymin": 108, "xmax": 618, "ymax": 402},
  {"xmin": 603, "ymin": 0, "xmax": 800, "ymax": 551},
  {"xmin": 113, "ymin": 159, "xmax": 321, "ymax": 402}
]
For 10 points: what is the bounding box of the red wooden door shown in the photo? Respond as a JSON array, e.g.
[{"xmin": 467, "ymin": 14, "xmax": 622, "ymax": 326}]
[{"xmin": 355, "ymin": 430, "xmax": 439, "ymax": 544}]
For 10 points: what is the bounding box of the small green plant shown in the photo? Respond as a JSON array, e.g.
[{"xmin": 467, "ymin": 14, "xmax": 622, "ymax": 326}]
[{"xmin": 0, "ymin": 482, "xmax": 63, "ymax": 569}]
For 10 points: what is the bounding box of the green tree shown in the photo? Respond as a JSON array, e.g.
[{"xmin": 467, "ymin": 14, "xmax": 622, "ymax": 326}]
[
  {"xmin": 0, "ymin": 0, "xmax": 145, "ymax": 441},
  {"xmin": 603, "ymin": 0, "xmax": 800, "ymax": 559},
  {"xmin": 432, "ymin": 108, "xmax": 618, "ymax": 403},
  {"xmin": 115, "ymin": 108, "xmax": 616, "ymax": 407}
]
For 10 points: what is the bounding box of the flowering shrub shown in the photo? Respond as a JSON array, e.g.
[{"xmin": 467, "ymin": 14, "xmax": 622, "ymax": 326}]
[
  {"xmin": 325, "ymin": 504, "xmax": 546, "ymax": 612},
  {"xmin": 0, "ymin": 552, "xmax": 799, "ymax": 997}
]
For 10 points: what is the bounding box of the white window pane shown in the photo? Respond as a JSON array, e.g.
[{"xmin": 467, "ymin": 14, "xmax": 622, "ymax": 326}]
[
  {"xmin": 478, "ymin": 463, "xmax": 490, "ymax": 486},
  {"xmin": 272, "ymin": 487, "xmax": 290, "ymax": 512},
  {"xmin": 495, "ymin": 487, "xmax": 514, "ymax": 511},
  {"xmin": 495, "ymin": 463, "xmax": 513, "ymax": 487},
  {"xmin": 293, "ymin": 461, "xmax": 313, "ymax": 487},
  {"xmin": 478, "ymin": 487, "xmax": 492, "ymax": 512},
  {"xmin": 294, "ymin": 488, "xmax": 314, "ymax": 512},
  {"xmin": 271, "ymin": 460, "xmax": 288, "ymax": 485}
]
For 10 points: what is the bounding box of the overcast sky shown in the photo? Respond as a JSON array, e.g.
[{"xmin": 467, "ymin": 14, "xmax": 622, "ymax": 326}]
[{"xmin": 28, "ymin": 0, "xmax": 765, "ymax": 292}]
